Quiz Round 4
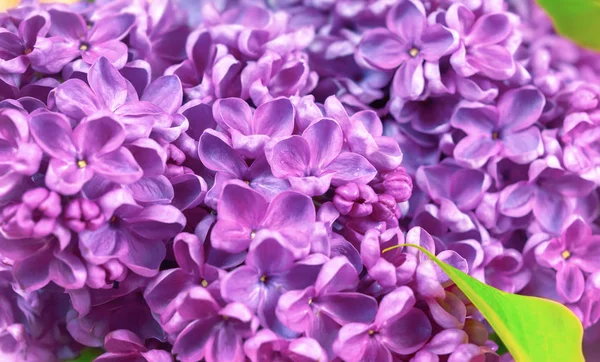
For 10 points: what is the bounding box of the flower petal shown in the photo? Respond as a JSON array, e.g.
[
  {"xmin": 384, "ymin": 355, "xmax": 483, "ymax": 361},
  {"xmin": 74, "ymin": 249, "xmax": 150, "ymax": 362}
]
[
  {"xmin": 497, "ymin": 86, "xmax": 545, "ymax": 132},
  {"xmin": 88, "ymin": 57, "xmax": 128, "ymax": 111},
  {"xmin": 141, "ymin": 75, "xmax": 183, "ymax": 114},
  {"xmin": 453, "ymin": 135, "xmax": 500, "ymax": 169},
  {"xmin": 556, "ymin": 263, "xmax": 585, "ymax": 303},
  {"xmin": 253, "ymin": 98, "xmax": 295, "ymax": 137},
  {"xmin": 198, "ymin": 129, "xmax": 247, "ymax": 176},
  {"xmin": 265, "ymin": 136, "xmax": 310, "ymax": 178},
  {"xmin": 55, "ymin": 79, "xmax": 102, "ymax": 120},
  {"xmin": 357, "ymin": 29, "xmax": 407, "ymax": 70},
  {"xmin": 29, "ymin": 111, "xmax": 76, "ymax": 161}
]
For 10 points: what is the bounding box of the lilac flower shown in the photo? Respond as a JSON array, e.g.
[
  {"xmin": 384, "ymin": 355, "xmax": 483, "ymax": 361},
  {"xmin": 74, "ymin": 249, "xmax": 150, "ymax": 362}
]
[
  {"xmin": 210, "ymin": 181, "xmax": 315, "ymax": 256},
  {"xmin": 0, "ymin": 108, "xmax": 42, "ymax": 203},
  {"xmin": 276, "ymin": 257, "xmax": 378, "ymax": 356},
  {"xmin": 333, "ymin": 286, "xmax": 432, "ymax": 361},
  {"xmin": 535, "ymin": 217, "xmax": 600, "ymax": 302},
  {"xmin": 445, "ymin": 4, "xmax": 516, "ymax": 80},
  {"xmin": 95, "ymin": 330, "xmax": 173, "ymax": 362},
  {"xmin": 169, "ymin": 287, "xmax": 259, "ymax": 362},
  {"xmin": 357, "ymin": 0, "xmax": 458, "ymax": 99},
  {"xmin": 266, "ymin": 117, "xmax": 377, "ymax": 196},
  {"xmin": 145, "ymin": 232, "xmax": 224, "ymax": 315},
  {"xmin": 78, "ymin": 189, "xmax": 185, "ymax": 278},
  {"xmin": 244, "ymin": 330, "xmax": 327, "ymax": 362},
  {"xmin": 450, "ymin": 86, "xmax": 546, "ymax": 168},
  {"xmin": 29, "ymin": 112, "xmax": 143, "ymax": 195},
  {"xmin": 41, "ymin": 9, "xmax": 135, "ymax": 70},
  {"xmin": 221, "ymin": 230, "xmax": 325, "ymax": 336},
  {"xmin": 0, "ymin": 12, "xmax": 49, "ymax": 74},
  {"xmin": 333, "ymin": 183, "xmax": 378, "ymax": 218},
  {"xmin": 498, "ymin": 159, "xmax": 596, "ymax": 233},
  {"xmin": 63, "ymin": 197, "xmax": 105, "ymax": 233},
  {"xmin": 212, "ymin": 97, "xmax": 294, "ymax": 159}
]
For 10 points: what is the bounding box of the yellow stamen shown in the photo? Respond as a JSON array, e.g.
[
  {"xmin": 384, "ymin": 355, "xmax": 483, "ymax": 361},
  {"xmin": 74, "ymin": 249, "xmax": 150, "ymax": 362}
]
[
  {"xmin": 201, "ymin": 279, "xmax": 208, "ymax": 287},
  {"xmin": 409, "ymin": 48, "xmax": 419, "ymax": 57},
  {"xmin": 308, "ymin": 298, "xmax": 313, "ymax": 305},
  {"xmin": 23, "ymin": 48, "xmax": 32, "ymax": 55},
  {"xmin": 562, "ymin": 250, "xmax": 571, "ymax": 259},
  {"xmin": 492, "ymin": 131, "xmax": 499, "ymax": 140},
  {"xmin": 77, "ymin": 160, "xmax": 87, "ymax": 168},
  {"xmin": 250, "ymin": 231, "xmax": 256, "ymax": 239},
  {"xmin": 260, "ymin": 275, "xmax": 267, "ymax": 283},
  {"xmin": 368, "ymin": 329, "xmax": 376, "ymax": 335},
  {"xmin": 79, "ymin": 43, "xmax": 89, "ymax": 51}
]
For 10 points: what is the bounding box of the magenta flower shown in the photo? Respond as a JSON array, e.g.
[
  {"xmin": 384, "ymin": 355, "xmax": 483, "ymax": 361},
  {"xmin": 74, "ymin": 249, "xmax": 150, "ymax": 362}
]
[
  {"xmin": 0, "ymin": 187, "xmax": 61, "ymax": 239},
  {"xmin": 29, "ymin": 112, "xmax": 143, "ymax": 195},
  {"xmin": 536, "ymin": 217, "xmax": 600, "ymax": 302},
  {"xmin": 0, "ymin": 108, "xmax": 42, "ymax": 203},
  {"xmin": 211, "ymin": 181, "xmax": 315, "ymax": 256},
  {"xmin": 276, "ymin": 257, "xmax": 378, "ymax": 356},
  {"xmin": 333, "ymin": 287, "xmax": 432, "ymax": 361},
  {"xmin": 95, "ymin": 330, "xmax": 173, "ymax": 362},
  {"xmin": 0, "ymin": 12, "xmax": 49, "ymax": 74},
  {"xmin": 78, "ymin": 189, "xmax": 186, "ymax": 277},
  {"xmin": 212, "ymin": 97, "xmax": 295, "ymax": 159},
  {"xmin": 244, "ymin": 330, "xmax": 328, "ymax": 362},
  {"xmin": 41, "ymin": 9, "xmax": 135, "ymax": 70},
  {"xmin": 445, "ymin": 3, "xmax": 516, "ymax": 80},
  {"xmin": 450, "ymin": 86, "xmax": 546, "ymax": 168},
  {"xmin": 357, "ymin": 0, "xmax": 458, "ymax": 99},
  {"xmin": 170, "ymin": 287, "xmax": 259, "ymax": 362},
  {"xmin": 266, "ymin": 118, "xmax": 377, "ymax": 196},
  {"xmin": 221, "ymin": 231, "xmax": 325, "ymax": 336}
]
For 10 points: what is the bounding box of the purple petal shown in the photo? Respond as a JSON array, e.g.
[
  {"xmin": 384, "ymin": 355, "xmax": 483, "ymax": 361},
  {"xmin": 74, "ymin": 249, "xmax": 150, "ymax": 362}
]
[
  {"xmin": 205, "ymin": 324, "xmax": 246, "ymax": 362},
  {"xmin": 381, "ymin": 308, "xmax": 431, "ymax": 355},
  {"xmin": 502, "ymin": 127, "xmax": 544, "ymax": 164},
  {"xmin": 253, "ymin": 98, "xmax": 294, "ymax": 137},
  {"xmin": 375, "ymin": 286, "xmax": 416, "ymax": 326},
  {"xmin": 198, "ymin": 130, "xmax": 247, "ymax": 176},
  {"xmin": 141, "ymin": 76, "xmax": 183, "ymax": 114},
  {"xmin": 392, "ymin": 58, "xmax": 425, "ymax": 99},
  {"xmin": 266, "ymin": 136, "xmax": 310, "ymax": 178},
  {"xmin": 315, "ymin": 257, "xmax": 359, "ymax": 294},
  {"xmin": 303, "ymin": 118, "xmax": 343, "ymax": 171},
  {"xmin": 453, "ymin": 135, "xmax": 501, "ymax": 169},
  {"xmin": 532, "ymin": 189, "xmax": 570, "ymax": 234},
  {"xmin": 468, "ymin": 44, "xmax": 515, "ymax": 80},
  {"xmin": 276, "ymin": 287, "xmax": 315, "ymax": 333},
  {"xmin": 450, "ymin": 103, "xmax": 497, "ymax": 135},
  {"xmin": 213, "ymin": 98, "xmax": 252, "ymax": 135},
  {"xmin": 420, "ymin": 24, "xmax": 458, "ymax": 62},
  {"xmin": 386, "ymin": 0, "xmax": 426, "ymax": 44},
  {"xmin": 498, "ymin": 181, "xmax": 535, "ymax": 217},
  {"xmin": 29, "ymin": 111, "xmax": 76, "ymax": 161},
  {"xmin": 324, "ymin": 152, "xmax": 377, "ymax": 185},
  {"xmin": 48, "ymin": 9, "xmax": 86, "ymax": 39},
  {"xmin": 83, "ymin": 40, "xmax": 129, "ymax": 69},
  {"xmin": 247, "ymin": 231, "xmax": 295, "ymax": 275},
  {"xmin": 221, "ymin": 266, "xmax": 262, "ymax": 311},
  {"xmin": 29, "ymin": 37, "xmax": 80, "ymax": 74},
  {"xmin": 333, "ymin": 323, "xmax": 370, "ymax": 361},
  {"xmin": 93, "ymin": 148, "xmax": 143, "ymax": 184},
  {"xmin": 55, "ymin": 79, "xmax": 102, "ymax": 119},
  {"xmin": 357, "ymin": 29, "xmax": 407, "ymax": 70},
  {"xmin": 317, "ymin": 292, "xmax": 377, "ymax": 325},
  {"xmin": 88, "ymin": 57, "xmax": 128, "ymax": 111},
  {"xmin": 88, "ymin": 14, "xmax": 135, "ymax": 44},
  {"xmin": 497, "ymin": 86, "xmax": 545, "ymax": 132},
  {"xmin": 74, "ymin": 116, "xmax": 126, "ymax": 157},
  {"xmin": 466, "ymin": 13, "xmax": 512, "ymax": 46},
  {"xmin": 556, "ymin": 263, "xmax": 585, "ymax": 303}
]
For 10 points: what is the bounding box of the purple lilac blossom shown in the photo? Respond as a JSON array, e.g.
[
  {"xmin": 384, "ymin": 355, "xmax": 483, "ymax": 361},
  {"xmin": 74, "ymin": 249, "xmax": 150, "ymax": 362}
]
[{"xmin": 0, "ymin": 0, "xmax": 599, "ymax": 360}]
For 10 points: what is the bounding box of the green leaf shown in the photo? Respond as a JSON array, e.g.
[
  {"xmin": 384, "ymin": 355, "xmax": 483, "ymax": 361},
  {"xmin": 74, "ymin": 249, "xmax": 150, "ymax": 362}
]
[
  {"xmin": 488, "ymin": 333, "xmax": 508, "ymax": 356},
  {"xmin": 383, "ymin": 244, "xmax": 585, "ymax": 362},
  {"xmin": 536, "ymin": 0, "xmax": 600, "ymax": 50},
  {"xmin": 65, "ymin": 348, "xmax": 103, "ymax": 362}
]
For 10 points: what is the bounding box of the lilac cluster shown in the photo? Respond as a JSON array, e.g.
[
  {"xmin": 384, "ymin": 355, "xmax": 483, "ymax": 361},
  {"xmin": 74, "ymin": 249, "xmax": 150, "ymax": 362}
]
[{"xmin": 0, "ymin": 0, "xmax": 599, "ymax": 361}]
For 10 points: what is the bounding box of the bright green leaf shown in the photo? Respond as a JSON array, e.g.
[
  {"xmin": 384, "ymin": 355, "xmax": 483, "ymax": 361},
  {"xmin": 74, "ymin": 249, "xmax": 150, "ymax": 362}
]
[
  {"xmin": 65, "ymin": 348, "xmax": 103, "ymax": 362},
  {"xmin": 536, "ymin": 0, "xmax": 600, "ymax": 50},
  {"xmin": 383, "ymin": 244, "xmax": 585, "ymax": 362}
]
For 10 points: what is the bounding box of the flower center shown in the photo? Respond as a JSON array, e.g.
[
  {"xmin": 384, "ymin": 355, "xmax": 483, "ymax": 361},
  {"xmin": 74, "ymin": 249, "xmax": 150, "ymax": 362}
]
[
  {"xmin": 77, "ymin": 159, "xmax": 88, "ymax": 168},
  {"xmin": 23, "ymin": 48, "xmax": 33, "ymax": 55},
  {"xmin": 409, "ymin": 47, "xmax": 419, "ymax": 58},
  {"xmin": 492, "ymin": 131, "xmax": 500, "ymax": 140},
  {"xmin": 260, "ymin": 275, "xmax": 267, "ymax": 283},
  {"xmin": 250, "ymin": 230, "xmax": 256, "ymax": 239},
  {"xmin": 308, "ymin": 298, "xmax": 313, "ymax": 305},
  {"xmin": 562, "ymin": 250, "xmax": 571, "ymax": 259},
  {"xmin": 368, "ymin": 329, "xmax": 376, "ymax": 336},
  {"xmin": 79, "ymin": 42, "xmax": 90, "ymax": 51}
]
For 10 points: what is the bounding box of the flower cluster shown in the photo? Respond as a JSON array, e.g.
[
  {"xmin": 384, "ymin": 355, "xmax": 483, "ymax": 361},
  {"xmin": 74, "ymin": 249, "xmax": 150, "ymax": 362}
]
[{"xmin": 0, "ymin": 0, "xmax": 599, "ymax": 361}]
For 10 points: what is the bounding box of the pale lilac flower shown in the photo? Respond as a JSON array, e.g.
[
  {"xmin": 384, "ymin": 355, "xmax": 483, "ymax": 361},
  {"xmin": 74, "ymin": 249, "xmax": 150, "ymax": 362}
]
[
  {"xmin": 244, "ymin": 330, "xmax": 328, "ymax": 362},
  {"xmin": 210, "ymin": 181, "xmax": 315, "ymax": 256},
  {"xmin": 333, "ymin": 287, "xmax": 432, "ymax": 361},
  {"xmin": 450, "ymin": 86, "xmax": 545, "ymax": 168},
  {"xmin": 536, "ymin": 217, "xmax": 600, "ymax": 302},
  {"xmin": 266, "ymin": 117, "xmax": 377, "ymax": 196},
  {"xmin": 29, "ymin": 112, "xmax": 143, "ymax": 195},
  {"xmin": 95, "ymin": 330, "xmax": 173, "ymax": 362},
  {"xmin": 357, "ymin": 0, "xmax": 458, "ymax": 99}
]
